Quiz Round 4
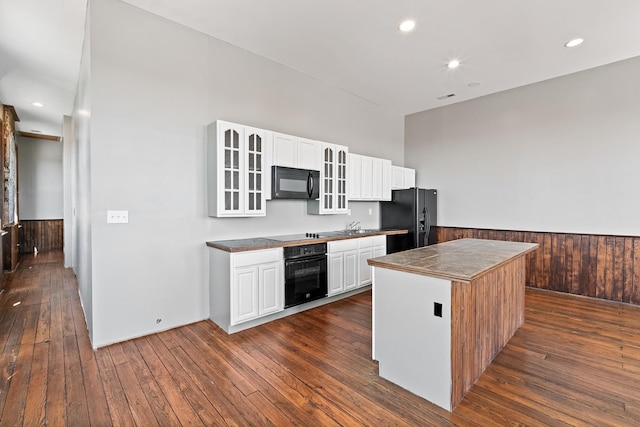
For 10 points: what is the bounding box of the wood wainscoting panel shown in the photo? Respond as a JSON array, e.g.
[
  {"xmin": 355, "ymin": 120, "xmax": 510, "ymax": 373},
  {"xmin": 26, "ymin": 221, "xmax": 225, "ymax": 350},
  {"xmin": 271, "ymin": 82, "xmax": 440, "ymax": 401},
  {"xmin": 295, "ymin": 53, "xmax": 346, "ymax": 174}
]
[
  {"xmin": 19, "ymin": 219, "xmax": 64, "ymax": 254},
  {"xmin": 436, "ymin": 226, "xmax": 640, "ymax": 306},
  {"xmin": 2, "ymin": 223, "xmax": 20, "ymax": 270}
]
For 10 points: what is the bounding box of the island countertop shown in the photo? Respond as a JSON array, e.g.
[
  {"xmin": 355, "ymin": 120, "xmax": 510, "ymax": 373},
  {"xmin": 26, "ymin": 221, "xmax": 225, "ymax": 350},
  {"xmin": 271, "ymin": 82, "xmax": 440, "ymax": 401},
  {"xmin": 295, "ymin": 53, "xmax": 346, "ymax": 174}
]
[{"xmin": 367, "ymin": 238, "xmax": 538, "ymax": 283}]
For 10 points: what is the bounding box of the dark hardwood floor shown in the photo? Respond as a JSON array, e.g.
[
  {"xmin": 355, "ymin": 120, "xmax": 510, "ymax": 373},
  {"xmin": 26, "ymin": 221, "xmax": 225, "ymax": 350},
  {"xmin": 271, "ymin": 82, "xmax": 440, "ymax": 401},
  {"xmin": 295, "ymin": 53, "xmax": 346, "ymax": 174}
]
[{"xmin": 2, "ymin": 251, "xmax": 640, "ymax": 425}]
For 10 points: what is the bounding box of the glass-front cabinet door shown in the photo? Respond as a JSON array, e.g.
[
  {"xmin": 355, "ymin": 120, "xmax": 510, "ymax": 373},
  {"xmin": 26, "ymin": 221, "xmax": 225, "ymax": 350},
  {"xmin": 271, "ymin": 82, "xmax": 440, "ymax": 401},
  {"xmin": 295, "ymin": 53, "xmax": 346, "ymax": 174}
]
[
  {"xmin": 322, "ymin": 146, "xmax": 335, "ymax": 212},
  {"xmin": 207, "ymin": 121, "xmax": 267, "ymax": 217},
  {"xmin": 245, "ymin": 127, "xmax": 266, "ymax": 216},
  {"xmin": 307, "ymin": 142, "xmax": 348, "ymax": 215},
  {"xmin": 222, "ymin": 123, "xmax": 243, "ymax": 215},
  {"xmin": 335, "ymin": 147, "xmax": 348, "ymax": 213}
]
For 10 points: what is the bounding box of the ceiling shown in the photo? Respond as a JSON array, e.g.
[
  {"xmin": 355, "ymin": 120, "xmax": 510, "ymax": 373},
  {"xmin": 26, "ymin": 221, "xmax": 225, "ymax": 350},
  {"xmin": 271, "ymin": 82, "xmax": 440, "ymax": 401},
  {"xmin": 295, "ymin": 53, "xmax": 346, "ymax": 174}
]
[{"xmin": 2, "ymin": 0, "xmax": 640, "ymax": 138}]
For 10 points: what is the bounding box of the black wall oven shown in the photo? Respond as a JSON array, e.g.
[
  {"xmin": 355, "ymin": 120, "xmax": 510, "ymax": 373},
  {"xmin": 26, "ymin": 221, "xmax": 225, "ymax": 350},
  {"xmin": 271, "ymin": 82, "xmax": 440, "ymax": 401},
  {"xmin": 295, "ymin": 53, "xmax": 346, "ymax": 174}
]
[{"xmin": 283, "ymin": 243, "xmax": 327, "ymax": 308}]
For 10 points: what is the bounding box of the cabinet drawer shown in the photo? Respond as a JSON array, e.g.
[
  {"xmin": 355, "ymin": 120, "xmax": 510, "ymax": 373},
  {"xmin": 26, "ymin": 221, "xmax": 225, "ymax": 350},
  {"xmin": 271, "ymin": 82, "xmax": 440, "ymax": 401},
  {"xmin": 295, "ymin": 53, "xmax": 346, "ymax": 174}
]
[
  {"xmin": 328, "ymin": 239, "xmax": 359, "ymax": 253},
  {"xmin": 371, "ymin": 235, "xmax": 386, "ymax": 246},
  {"xmin": 357, "ymin": 236, "xmax": 375, "ymax": 248},
  {"xmin": 232, "ymin": 248, "xmax": 282, "ymax": 268},
  {"xmin": 357, "ymin": 235, "xmax": 386, "ymax": 248}
]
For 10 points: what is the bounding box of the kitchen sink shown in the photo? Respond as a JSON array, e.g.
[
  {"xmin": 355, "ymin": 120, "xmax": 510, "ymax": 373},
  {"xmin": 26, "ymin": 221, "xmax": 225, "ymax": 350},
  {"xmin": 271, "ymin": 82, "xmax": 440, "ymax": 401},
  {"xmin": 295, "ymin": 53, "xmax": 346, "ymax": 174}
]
[
  {"xmin": 315, "ymin": 229, "xmax": 379, "ymax": 238},
  {"xmin": 344, "ymin": 229, "xmax": 378, "ymax": 235}
]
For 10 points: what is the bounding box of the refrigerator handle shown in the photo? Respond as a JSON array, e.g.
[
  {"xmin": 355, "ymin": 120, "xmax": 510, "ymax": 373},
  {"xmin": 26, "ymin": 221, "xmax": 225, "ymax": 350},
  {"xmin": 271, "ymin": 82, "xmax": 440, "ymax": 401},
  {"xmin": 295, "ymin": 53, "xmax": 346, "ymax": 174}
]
[{"xmin": 425, "ymin": 205, "xmax": 431, "ymax": 245}]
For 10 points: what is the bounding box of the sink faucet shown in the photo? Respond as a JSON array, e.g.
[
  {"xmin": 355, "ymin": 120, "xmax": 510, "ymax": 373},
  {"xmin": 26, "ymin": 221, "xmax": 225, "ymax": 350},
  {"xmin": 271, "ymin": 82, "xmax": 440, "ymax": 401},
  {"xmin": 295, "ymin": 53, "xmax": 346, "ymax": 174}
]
[{"xmin": 347, "ymin": 221, "xmax": 361, "ymax": 231}]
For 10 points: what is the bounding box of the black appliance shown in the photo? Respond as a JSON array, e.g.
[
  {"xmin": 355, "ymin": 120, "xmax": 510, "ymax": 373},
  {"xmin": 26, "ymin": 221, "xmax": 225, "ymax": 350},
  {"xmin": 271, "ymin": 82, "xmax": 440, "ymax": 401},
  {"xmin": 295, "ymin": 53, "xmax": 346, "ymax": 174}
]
[
  {"xmin": 272, "ymin": 166, "xmax": 320, "ymax": 199},
  {"xmin": 380, "ymin": 188, "xmax": 437, "ymax": 254},
  {"xmin": 283, "ymin": 242, "xmax": 327, "ymax": 308}
]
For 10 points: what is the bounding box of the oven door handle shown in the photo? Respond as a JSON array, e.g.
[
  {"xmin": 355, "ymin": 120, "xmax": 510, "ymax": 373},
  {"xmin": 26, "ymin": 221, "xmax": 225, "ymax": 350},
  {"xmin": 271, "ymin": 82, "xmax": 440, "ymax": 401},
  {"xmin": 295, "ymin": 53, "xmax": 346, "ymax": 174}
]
[
  {"xmin": 284, "ymin": 255, "xmax": 327, "ymax": 277},
  {"xmin": 284, "ymin": 253, "xmax": 326, "ymax": 262}
]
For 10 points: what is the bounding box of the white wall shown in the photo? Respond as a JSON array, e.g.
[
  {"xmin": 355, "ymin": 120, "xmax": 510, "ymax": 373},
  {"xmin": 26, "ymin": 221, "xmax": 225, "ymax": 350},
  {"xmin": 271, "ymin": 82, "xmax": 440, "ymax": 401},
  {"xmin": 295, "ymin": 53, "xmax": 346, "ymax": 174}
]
[
  {"xmin": 72, "ymin": 2, "xmax": 94, "ymax": 342},
  {"xmin": 405, "ymin": 56, "xmax": 640, "ymax": 236},
  {"xmin": 63, "ymin": 115, "xmax": 73, "ymax": 267},
  {"xmin": 80, "ymin": 0, "xmax": 404, "ymax": 347},
  {"xmin": 17, "ymin": 136, "xmax": 63, "ymax": 219}
]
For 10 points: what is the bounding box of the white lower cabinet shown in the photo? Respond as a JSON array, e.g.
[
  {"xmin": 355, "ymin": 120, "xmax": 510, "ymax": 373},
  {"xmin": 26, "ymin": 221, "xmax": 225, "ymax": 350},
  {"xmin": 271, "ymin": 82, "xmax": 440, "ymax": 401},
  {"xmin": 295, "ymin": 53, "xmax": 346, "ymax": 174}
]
[
  {"xmin": 374, "ymin": 242, "xmax": 386, "ymax": 258},
  {"xmin": 344, "ymin": 251, "xmax": 358, "ymax": 291},
  {"xmin": 258, "ymin": 262, "xmax": 281, "ymax": 316},
  {"xmin": 358, "ymin": 235, "xmax": 386, "ymax": 287},
  {"xmin": 232, "ymin": 266, "xmax": 260, "ymax": 324},
  {"xmin": 358, "ymin": 246, "xmax": 374, "ymax": 286},
  {"xmin": 232, "ymin": 260, "xmax": 281, "ymax": 323},
  {"xmin": 231, "ymin": 249, "xmax": 283, "ymax": 325},
  {"xmin": 328, "ymin": 236, "xmax": 386, "ymax": 295},
  {"xmin": 210, "ymin": 247, "xmax": 284, "ymax": 330},
  {"xmin": 327, "ymin": 239, "xmax": 358, "ymax": 296}
]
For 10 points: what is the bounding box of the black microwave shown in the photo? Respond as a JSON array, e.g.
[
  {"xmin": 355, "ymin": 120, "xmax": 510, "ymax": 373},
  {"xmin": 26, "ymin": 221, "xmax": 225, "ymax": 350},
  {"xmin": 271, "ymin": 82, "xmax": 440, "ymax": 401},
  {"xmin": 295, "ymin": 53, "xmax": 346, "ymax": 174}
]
[{"xmin": 272, "ymin": 166, "xmax": 320, "ymax": 199}]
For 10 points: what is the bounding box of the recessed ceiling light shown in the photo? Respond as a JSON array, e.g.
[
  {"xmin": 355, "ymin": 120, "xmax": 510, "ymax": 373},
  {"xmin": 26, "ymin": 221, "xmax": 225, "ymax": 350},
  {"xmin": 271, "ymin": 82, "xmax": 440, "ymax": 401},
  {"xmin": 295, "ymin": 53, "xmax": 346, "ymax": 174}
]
[
  {"xmin": 564, "ymin": 38, "xmax": 584, "ymax": 48},
  {"xmin": 468, "ymin": 81, "xmax": 482, "ymax": 88},
  {"xmin": 446, "ymin": 59, "xmax": 461, "ymax": 69},
  {"xmin": 32, "ymin": 102, "xmax": 44, "ymax": 107},
  {"xmin": 399, "ymin": 20, "xmax": 416, "ymax": 32}
]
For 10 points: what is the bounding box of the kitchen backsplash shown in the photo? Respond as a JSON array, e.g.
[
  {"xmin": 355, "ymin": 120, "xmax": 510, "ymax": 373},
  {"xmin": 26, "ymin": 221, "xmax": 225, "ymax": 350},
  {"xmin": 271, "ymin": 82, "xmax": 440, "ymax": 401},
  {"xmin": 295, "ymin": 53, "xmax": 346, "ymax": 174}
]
[{"xmin": 204, "ymin": 199, "xmax": 380, "ymax": 240}]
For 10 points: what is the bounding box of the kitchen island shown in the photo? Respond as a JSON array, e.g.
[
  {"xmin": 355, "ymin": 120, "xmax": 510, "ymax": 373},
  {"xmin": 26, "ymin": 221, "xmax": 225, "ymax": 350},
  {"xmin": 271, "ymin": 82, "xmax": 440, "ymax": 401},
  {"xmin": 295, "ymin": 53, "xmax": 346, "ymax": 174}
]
[{"xmin": 368, "ymin": 238, "xmax": 538, "ymax": 411}]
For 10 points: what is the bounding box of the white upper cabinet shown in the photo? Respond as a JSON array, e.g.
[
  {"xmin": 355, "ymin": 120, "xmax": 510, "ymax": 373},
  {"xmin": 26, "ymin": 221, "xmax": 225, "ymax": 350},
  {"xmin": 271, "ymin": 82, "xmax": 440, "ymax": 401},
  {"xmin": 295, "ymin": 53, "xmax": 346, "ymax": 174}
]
[
  {"xmin": 308, "ymin": 142, "xmax": 348, "ymax": 215},
  {"xmin": 360, "ymin": 156, "xmax": 373, "ymax": 199},
  {"xmin": 347, "ymin": 154, "xmax": 362, "ymax": 200},
  {"xmin": 391, "ymin": 165, "xmax": 416, "ymax": 190},
  {"xmin": 297, "ymin": 137, "xmax": 322, "ymax": 171},
  {"xmin": 208, "ymin": 121, "xmax": 268, "ymax": 217},
  {"xmin": 272, "ymin": 132, "xmax": 297, "ymax": 168},
  {"xmin": 382, "ymin": 159, "xmax": 392, "ymax": 201},
  {"xmin": 272, "ymin": 132, "xmax": 321, "ymax": 171},
  {"xmin": 405, "ymin": 168, "xmax": 416, "ymax": 188},
  {"xmin": 348, "ymin": 154, "xmax": 392, "ymax": 201}
]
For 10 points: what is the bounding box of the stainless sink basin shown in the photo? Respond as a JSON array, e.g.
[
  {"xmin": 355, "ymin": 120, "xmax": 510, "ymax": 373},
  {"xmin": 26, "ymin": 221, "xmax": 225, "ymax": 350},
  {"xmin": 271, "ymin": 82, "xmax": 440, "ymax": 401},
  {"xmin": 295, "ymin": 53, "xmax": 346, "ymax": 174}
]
[
  {"xmin": 317, "ymin": 229, "xmax": 380, "ymax": 238},
  {"xmin": 344, "ymin": 229, "xmax": 378, "ymax": 235}
]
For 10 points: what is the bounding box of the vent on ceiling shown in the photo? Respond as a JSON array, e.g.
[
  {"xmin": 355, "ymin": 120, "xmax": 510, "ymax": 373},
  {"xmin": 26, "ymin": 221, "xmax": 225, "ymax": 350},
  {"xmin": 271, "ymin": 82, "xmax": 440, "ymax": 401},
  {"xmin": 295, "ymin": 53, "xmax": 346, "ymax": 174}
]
[{"xmin": 437, "ymin": 93, "xmax": 456, "ymax": 100}]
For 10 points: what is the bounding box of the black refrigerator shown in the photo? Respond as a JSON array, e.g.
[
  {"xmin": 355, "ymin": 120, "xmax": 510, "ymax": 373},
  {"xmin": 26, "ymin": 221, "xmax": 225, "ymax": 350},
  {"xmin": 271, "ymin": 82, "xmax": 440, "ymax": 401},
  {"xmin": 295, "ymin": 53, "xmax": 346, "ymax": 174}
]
[{"xmin": 380, "ymin": 188, "xmax": 437, "ymax": 254}]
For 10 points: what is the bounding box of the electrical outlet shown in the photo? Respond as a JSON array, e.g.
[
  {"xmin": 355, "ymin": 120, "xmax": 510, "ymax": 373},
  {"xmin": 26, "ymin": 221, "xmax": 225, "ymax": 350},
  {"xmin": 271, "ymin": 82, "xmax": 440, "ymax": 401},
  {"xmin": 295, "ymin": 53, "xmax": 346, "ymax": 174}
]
[
  {"xmin": 434, "ymin": 302, "xmax": 443, "ymax": 318},
  {"xmin": 368, "ymin": 208, "xmax": 372, "ymax": 215},
  {"xmin": 107, "ymin": 210, "xmax": 129, "ymax": 223}
]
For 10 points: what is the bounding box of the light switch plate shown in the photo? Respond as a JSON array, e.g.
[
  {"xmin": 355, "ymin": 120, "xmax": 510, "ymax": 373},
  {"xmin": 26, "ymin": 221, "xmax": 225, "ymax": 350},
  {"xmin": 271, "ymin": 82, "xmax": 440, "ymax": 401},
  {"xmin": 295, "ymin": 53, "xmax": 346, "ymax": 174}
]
[{"xmin": 107, "ymin": 210, "xmax": 129, "ymax": 223}]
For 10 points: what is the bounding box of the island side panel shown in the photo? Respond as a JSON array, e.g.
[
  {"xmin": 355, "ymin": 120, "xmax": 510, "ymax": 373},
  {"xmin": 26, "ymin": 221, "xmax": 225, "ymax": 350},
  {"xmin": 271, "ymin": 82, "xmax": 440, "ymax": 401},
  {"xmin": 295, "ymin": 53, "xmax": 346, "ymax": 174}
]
[
  {"xmin": 373, "ymin": 267, "xmax": 453, "ymax": 411},
  {"xmin": 450, "ymin": 255, "xmax": 526, "ymax": 409},
  {"xmin": 450, "ymin": 277, "xmax": 474, "ymax": 410},
  {"xmin": 209, "ymin": 248, "xmax": 231, "ymax": 332}
]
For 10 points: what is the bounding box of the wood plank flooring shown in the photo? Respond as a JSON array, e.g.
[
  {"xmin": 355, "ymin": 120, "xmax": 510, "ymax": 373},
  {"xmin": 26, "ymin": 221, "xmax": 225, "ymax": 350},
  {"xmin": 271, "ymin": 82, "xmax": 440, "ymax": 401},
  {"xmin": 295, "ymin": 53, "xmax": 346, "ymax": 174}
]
[{"xmin": 2, "ymin": 251, "xmax": 640, "ymax": 425}]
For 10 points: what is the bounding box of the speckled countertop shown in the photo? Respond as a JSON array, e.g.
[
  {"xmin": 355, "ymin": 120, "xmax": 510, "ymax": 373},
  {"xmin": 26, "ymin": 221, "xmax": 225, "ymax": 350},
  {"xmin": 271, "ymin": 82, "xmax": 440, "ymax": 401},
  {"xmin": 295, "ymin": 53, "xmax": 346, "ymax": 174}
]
[
  {"xmin": 367, "ymin": 238, "xmax": 538, "ymax": 283},
  {"xmin": 206, "ymin": 229, "xmax": 408, "ymax": 252}
]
